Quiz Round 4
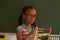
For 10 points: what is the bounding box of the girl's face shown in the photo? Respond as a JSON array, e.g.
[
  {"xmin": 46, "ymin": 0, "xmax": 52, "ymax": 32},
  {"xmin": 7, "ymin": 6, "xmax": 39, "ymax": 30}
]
[{"xmin": 23, "ymin": 8, "xmax": 37, "ymax": 24}]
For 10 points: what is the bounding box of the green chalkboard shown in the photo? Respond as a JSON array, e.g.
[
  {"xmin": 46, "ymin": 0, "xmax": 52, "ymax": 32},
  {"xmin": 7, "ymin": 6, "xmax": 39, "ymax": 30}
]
[{"xmin": 0, "ymin": 0, "xmax": 60, "ymax": 34}]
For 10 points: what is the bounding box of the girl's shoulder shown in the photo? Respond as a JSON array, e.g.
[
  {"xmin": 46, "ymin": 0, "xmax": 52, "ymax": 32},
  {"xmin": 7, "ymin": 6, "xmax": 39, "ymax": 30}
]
[
  {"xmin": 16, "ymin": 25, "xmax": 23, "ymax": 32},
  {"xmin": 17, "ymin": 25, "xmax": 23, "ymax": 29}
]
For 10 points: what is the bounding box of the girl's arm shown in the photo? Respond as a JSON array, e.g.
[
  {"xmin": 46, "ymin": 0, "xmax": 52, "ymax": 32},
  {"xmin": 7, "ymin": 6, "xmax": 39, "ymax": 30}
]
[
  {"xmin": 25, "ymin": 26, "xmax": 38, "ymax": 40},
  {"xmin": 32, "ymin": 26, "xmax": 38, "ymax": 40},
  {"xmin": 16, "ymin": 26, "xmax": 39, "ymax": 40},
  {"xmin": 16, "ymin": 31, "xmax": 22, "ymax": 40}
]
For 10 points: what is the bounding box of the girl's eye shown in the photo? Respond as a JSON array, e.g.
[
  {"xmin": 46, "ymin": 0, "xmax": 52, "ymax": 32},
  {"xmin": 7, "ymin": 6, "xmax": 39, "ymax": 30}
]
[
  {"xmin": 27, "ymin": 15, "xmax": 37, "ymax": 19},
  {"xmin": 24, "ymin": 14, "xmax": 37, "ymax": 19},
  {"xmin": 28, "ymin": 15, "xmax": 31, "ymax": 18}
]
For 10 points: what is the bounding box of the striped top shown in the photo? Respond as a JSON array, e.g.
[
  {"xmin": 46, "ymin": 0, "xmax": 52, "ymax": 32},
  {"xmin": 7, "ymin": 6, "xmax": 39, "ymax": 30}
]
[{"xmin": 17, "ymin": 24, "xmax": 34, "ymax": 40}]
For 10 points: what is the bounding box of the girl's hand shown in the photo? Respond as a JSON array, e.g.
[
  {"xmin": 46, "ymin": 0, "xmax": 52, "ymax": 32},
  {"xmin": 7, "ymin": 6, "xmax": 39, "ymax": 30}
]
[
  {"xmin": 32, "ymin": 26, "xmax": 39, "ymax": 40},
  {"xmin": 25, "ymin": 26, "xmax": 39, "ymax": 40}
]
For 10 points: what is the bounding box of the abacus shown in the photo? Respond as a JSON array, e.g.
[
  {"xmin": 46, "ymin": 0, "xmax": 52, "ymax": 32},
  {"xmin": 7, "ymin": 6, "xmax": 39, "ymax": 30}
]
[{"xmin": 37, "ymin": 27, "xmax": 51, "ymax": 40}]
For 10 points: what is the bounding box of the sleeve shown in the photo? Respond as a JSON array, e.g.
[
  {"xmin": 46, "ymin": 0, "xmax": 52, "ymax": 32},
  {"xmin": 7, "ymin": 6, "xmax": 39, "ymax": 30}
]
[{"xmin": 16, "ymin": 25, "xmax": 23, "ymax": 32}]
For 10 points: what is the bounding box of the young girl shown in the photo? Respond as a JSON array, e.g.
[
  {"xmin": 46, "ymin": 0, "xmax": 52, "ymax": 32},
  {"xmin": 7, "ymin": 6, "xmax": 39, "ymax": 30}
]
[
  {"xmin": 16, "ymin": 6, "xmax": 39, "ymax": 40},
  {"xmin": 16, "ymin": 6, "xmax": 52, "ymax": 40}
]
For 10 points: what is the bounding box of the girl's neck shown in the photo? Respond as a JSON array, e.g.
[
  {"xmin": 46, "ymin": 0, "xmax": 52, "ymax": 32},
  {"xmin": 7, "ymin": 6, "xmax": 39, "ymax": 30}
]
[
  {"xmin": 24, "ymin": 22, "xmax": 31, "ymax": 27},
  {"xmin": 24, "ymin": 22, "xmax": 32, "ymax": 31}
]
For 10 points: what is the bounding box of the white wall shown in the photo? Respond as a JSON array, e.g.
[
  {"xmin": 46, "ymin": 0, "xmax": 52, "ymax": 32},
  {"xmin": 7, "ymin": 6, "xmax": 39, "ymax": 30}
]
[
  {"xmin": 0, "ymin": 33, "xmax": 17, "ymax": 40},
  {"xmin": 0, "ymin": 33, "xmax": 60, "ymax": 40}
]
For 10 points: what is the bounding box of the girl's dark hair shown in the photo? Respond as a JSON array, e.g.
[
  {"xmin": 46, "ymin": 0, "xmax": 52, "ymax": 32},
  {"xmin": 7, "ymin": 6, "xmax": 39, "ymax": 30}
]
[{"xmin": 18, "ymin": 6, "xmax": 36, "ymax": 27}]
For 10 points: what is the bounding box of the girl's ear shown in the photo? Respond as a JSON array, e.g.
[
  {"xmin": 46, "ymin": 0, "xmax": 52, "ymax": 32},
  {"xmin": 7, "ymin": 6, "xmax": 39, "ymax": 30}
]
[{"xmin": 22, "ymin": 14, "xmax": 25, "ymax": 19}]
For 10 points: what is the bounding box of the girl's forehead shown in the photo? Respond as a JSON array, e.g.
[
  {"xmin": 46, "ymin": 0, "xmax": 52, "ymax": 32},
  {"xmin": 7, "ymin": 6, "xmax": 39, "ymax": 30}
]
[{"xmin": 25, "ymin": 8, "xmax": 36, "ymax": 15}]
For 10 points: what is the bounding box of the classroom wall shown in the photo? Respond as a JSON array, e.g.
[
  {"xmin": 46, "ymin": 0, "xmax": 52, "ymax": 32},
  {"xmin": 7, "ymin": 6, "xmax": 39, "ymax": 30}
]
[{"xmin": 0, "ymin": 0, "xmax": 60, "ymax": 34}]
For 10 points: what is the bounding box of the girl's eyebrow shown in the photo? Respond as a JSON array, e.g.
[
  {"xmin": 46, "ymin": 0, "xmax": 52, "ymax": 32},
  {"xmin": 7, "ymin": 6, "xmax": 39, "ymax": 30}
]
[
  {"xmin": 25, "ymin": 12, "xmax": 36, "ymax": 14},
  {"xmin": 32, "ymin": 13, "xmax": 36, "ymax": 15},
  {"xmin": 27, "ymin": 14, "xmax": 37, "ymax": 15}
]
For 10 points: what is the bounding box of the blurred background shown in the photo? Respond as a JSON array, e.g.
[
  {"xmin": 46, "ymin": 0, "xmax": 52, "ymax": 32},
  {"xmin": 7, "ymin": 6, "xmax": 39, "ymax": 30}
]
[{"xmin": 0, "ymin": 0, "xmax": 60, "ymax": 35}]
